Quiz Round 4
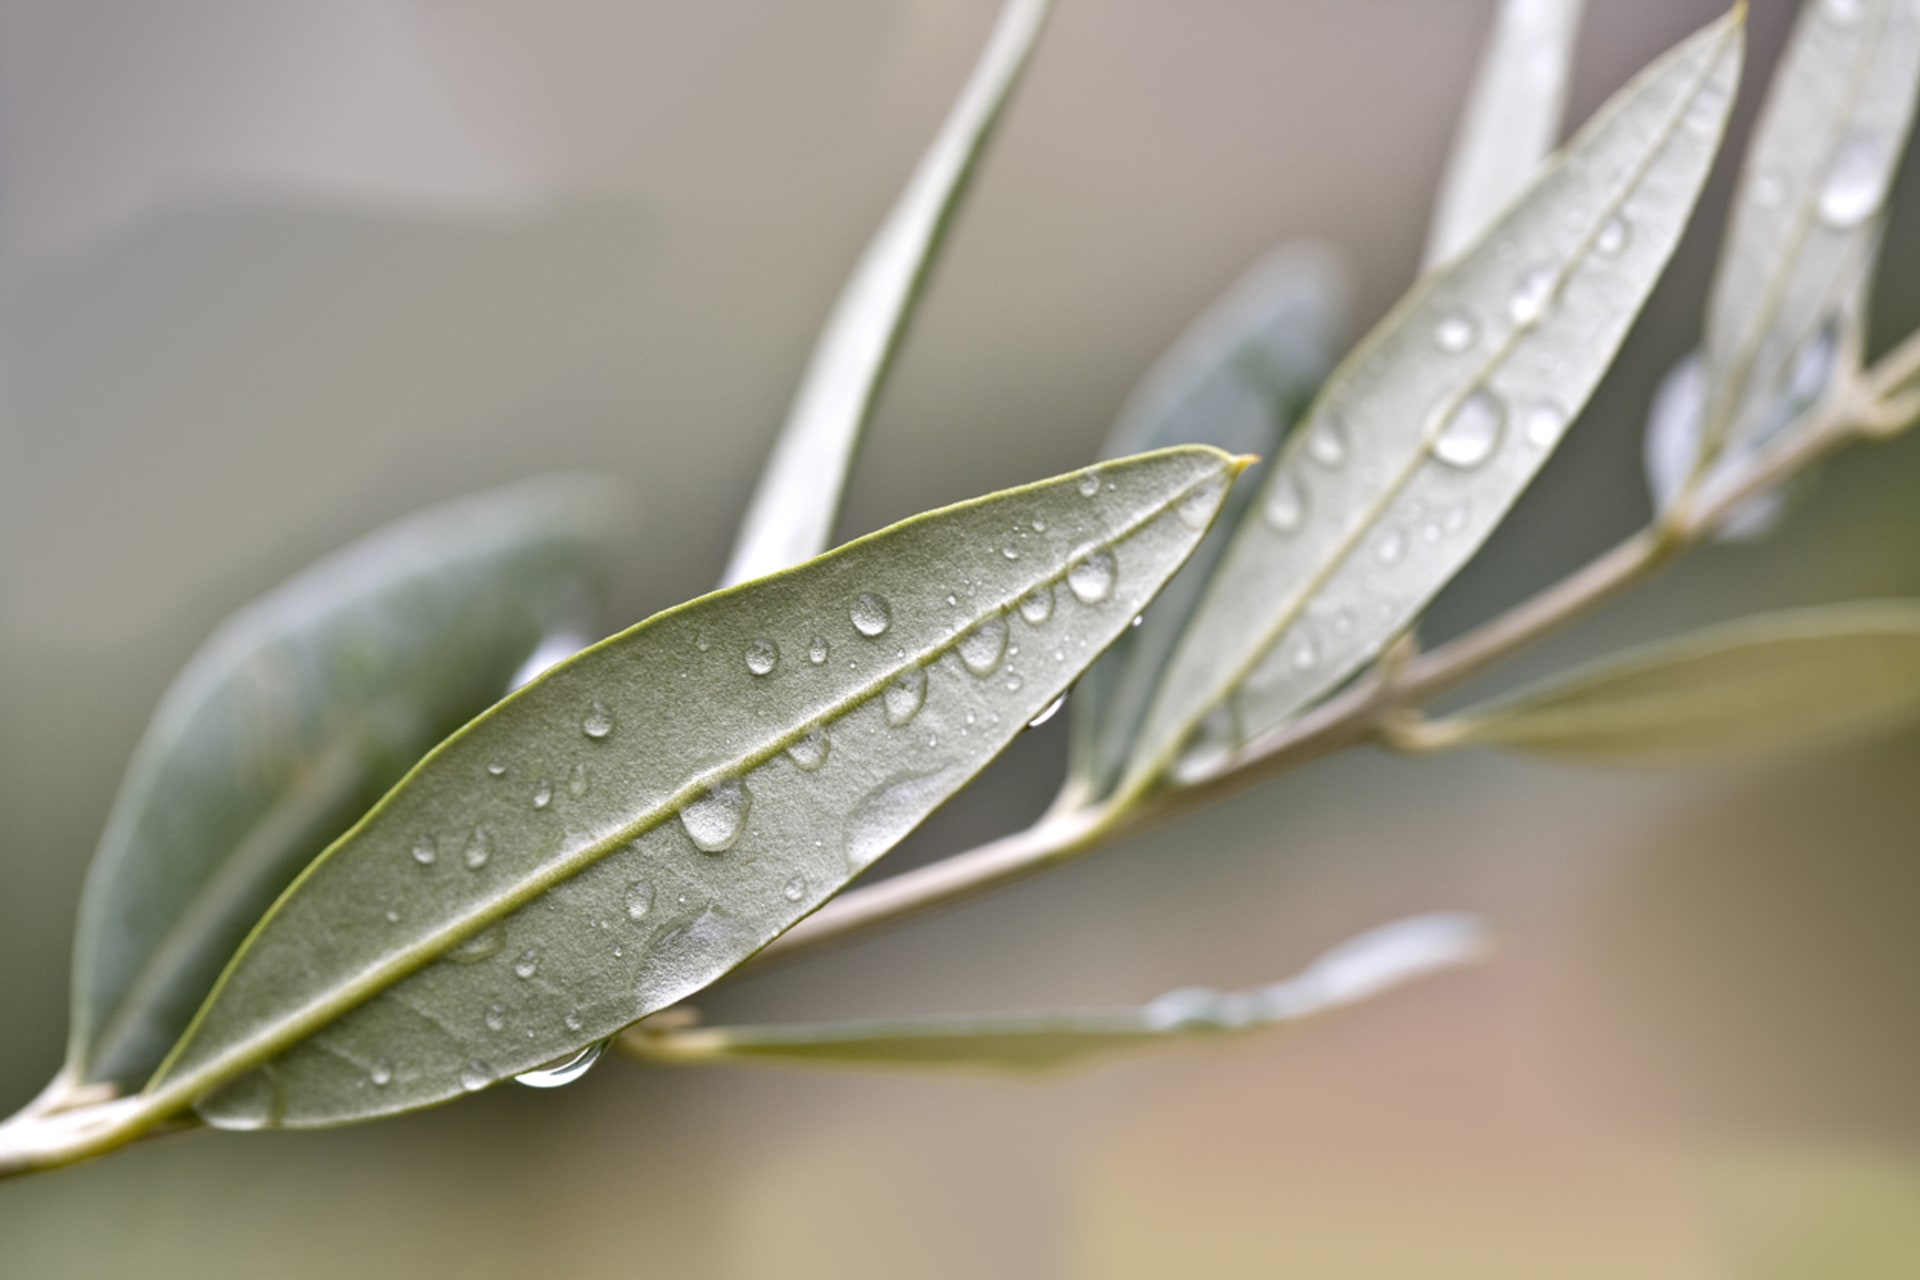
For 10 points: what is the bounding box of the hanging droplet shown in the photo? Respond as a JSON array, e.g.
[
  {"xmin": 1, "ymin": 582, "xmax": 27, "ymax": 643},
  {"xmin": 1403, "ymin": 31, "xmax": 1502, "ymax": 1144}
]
[
  {"xmin": 1374, "ymin": 527, "xmax": 1407, "ymax": 565},
  {"xmin": 567, "ymin": 763, "xmax": 590, "ymax": 799},
  {"xmin": 884, "ymin": 666, "xmax": 929, "ymax": 725},
  {"xmin": 1595, "ymin": 215, "xmax": 1631, "ymax": 257},
  {"xmin": 1433, "ymin": 311, "xmax": 1477, "ymax": 353},
  {"xmin": 782, "ymin": 874, "xmax": 807, "ymax": 903},
  {"xmin": 1077, "ymin": 471, "xmax": 1102, "ymax": 497},
  {"xmin": 1176, "ymin": 476, "xmax": 1228, "ymax": 529},
  {"xmin": 515, "ymin": 1041, "xmax": 605, "ymax": 1090},
  {"xmin": 411, "ymin": 835, "xmax": 437, "ymax": 866},
  {"xmin": 787, "ymin": 727, "xmax": 830, "ymax": 771},
  {"xmin": 463, "ymin": 826, "xmax": 492, "ymax": 870},
  {"xmin": 807, "ymin": 635, "xmax": 830, "ymax": 665},
  {"xmin": 850, "ymin": 593, "xmax": 892, "ymax": 637},
  {"xmin": 532, "ymin": 780, "xmax": 553, "ymax": 811},
  {"xmin": 1028, "ymin": 692, "xmax": 1068, "ymax": 727},
  {"xmin": 1066, "ymin": 549, "xmax": 1117, "ymax": 603},
  {"xmin": 744, "ymin": 638, "xmax": 779, "ymax": 676},
  {"xmin": 1264, "ymin": 471, "xmax": 1307, "ymax": 532},
  {"xmin": 582, "ymin": 700, "xmax": 615, "ymax": 740},
  {"xmin": 680, "ymin": 778, "xmax": 750, "ymax": 853},
  {"xmin": 1507, "ymin": 264, "xmax": 1557, "ymax": 327},
  {"xmin": 460, "ymin": 1060, "xmax": 494, "ymax": 1092},
  {"xmin": 1818, "ymin": 137, "xmax": 1887, "ymax": 228},
  {"xmin": 1432, "ymin": 389, "xmax": 1506, "ymax": 469},
  {"xmin": 625, "ymin": 880, "xmax": 655, "ymax": 921},
  {"xmin": 1306, "ymin": 416, "xmax": 1349, "ymax": 468},
  {"xmin": 958, "ymin": 615, "xmax": 1009, "ymax": 675},
  {"xmin": 513, "ymin": 948, "xmax": 541, "ymax": 979},
  {"xmin": 1018, "ymin": 584, "xmax": 1055, "ymax": 624}
]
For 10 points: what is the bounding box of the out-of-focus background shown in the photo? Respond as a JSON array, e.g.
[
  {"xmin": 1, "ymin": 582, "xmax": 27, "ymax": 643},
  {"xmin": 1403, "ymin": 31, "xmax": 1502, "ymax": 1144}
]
[{"xmin": 4, "ymin": 1, "xmax": 1920, "ymax": 1275}]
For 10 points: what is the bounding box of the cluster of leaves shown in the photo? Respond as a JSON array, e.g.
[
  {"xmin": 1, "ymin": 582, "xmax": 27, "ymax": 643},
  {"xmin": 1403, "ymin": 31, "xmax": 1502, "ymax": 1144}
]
[{"xmin": 6, "ymin": 0, "xmax": 1920, "ymax": 1176}]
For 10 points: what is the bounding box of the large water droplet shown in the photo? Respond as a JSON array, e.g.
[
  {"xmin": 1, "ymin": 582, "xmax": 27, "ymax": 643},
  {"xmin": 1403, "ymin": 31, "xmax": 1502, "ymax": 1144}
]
[
  {"xmin": 1595, "ymin": 215, "xmax": 1631, "ymax": 257},
  {"xmin": 1432, "ymin": 389, "xmax": 1506, "ymax": 468},
  {"xmin": 532, "ymin": 781, "xmax": 553, "ymax": 811},
  {"xmin": 459, "ymin": 1060, "xmax": 494, "ymax": 1092},
  {"xmin": 807, "ymin": 635, "xmax": 830, "ymax": 665},
  {"xmin": 515, "ymin": 1041, "xmax": 605, "ymax": 1090},
  {"xmin": 1066, "ymin": 550, "xmax": 1117, "ymax": 603},
  {"xmin": 463, "ymin": 826, "xmax": 492, "ymax": 870},
  {"xmin": 1264, "ymin": 472, "xmax": 1307, "ymax": 533},
  {"xmin": 1028, "ymin": 692, "xmax": 1067, "ymax": 728},
  {"xmin": 1306, "ymin": 416, "xmax": 1348, "ymax": 468},
  {"xmin": 514, "ymin": 948, "xmax": 541, "ymax": 979},
  {"xmin": 1433, "ymin": 311, "xmax": 1477, "ymax": 353},
  {"xmin": 787, "ymin": 727, "xmax": 831, "ymax": 771},
  {"xmin": 582, "ymin": 701, "xmax": 615, "ymax": 740},
  {"xmin": 744, "ymin": 638, "xmax": 779, "ymax": 676},
  {"xmin": 1018, "ymin": 584, "xmax": 1054, "ymax": 624},
  {"xmin": 411, "ymin": 835, "xmax": 437, "ymax": 866},
  {"xmin": 370, "ymin": 1058, "xmax": 394, "ymax": 1087},
  {"xmin": 850, "ymin": 593, "xmax": 892, "ymax": 637},
  {"xmin": 681, "ymin": 778, "xmax": 749, "ymax": 853},
  {"xmin": 1818, "ymin": 137, "xmax": 1888, "ymax": 228},
  {"xmin": 1077, "ymin": 471, "xmax": 1102, "ymax": 497},
  {"xmin": 958, "ymin": 615, "xmax": 1009, "ymax": 675},
  {"xmin": 1507, "ymin": 264, "xmax": 1557, "ymax": 326},
  {"xmin": 1176, "ymin": 476, "xmax": 1228, "ymax": 529},
  {"xmin": 884, "ymin": 666, "xmax": 929, "ymax": 725},
  {"xmin": 626, "ymin": 880, "xmax": 655, "ymax": 922}
]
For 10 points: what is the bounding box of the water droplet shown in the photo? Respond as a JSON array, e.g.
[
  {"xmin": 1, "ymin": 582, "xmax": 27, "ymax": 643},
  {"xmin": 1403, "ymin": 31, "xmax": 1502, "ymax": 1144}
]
[
  {"xmin": 1077, "ymin": 471, "xmax": 1102, "ymax": 497},
  {"xmin": 1507, "ymin": 264, "xmax": 1556, "ymax": 326},
  {"xmin": 487, "ymin": 762, "xmax": 507, "ymax": 778},
  {"xmin": 1131, "ymin": 614, "xmax": 1144, "ymax": 628},
  {"xmin": 1523, "ymin": 403, "xmax": 1567, "ymax": 448},
  {"xmin": 1000, "ymin": 543, "xmax": 1021, "ymax": 561},
  {"xmin": 1433, "ymin": 311, "xmax": 1477, "ymax": 353},
  {"xmin": 1374, "ymin": 527, "xmax": 1407, "ymax": 565},
  {"xmin": 1004, "ymin": 673, "xmax": 1024, "ymax": 692},
  {"xmin": 484, "ymin": 1003, "xmax": 506, "ymax": 1032},
  {"xmin": 1291, "ymin": 636, "xmax": 1319, "ymax": 671},
  {"xmin": 1432, "ymin": 389, "xmax": 1506, "ymax": 468},
  {"xmin": 1066, "ymin": 549, "xmax": 1117, "ymax": 603},
  {"xmin": 1028, "ymin": 692, "xmax": 1068, "ymax": 728},
  {"xmin": 1595, "ymin": 215, "xmax": 1631, "ymax": 257},
  {"xmin": 1176, "ymin": 476, "xmax": 1228, "ymax": 529},
  {"xmin": 958, "ymin": 614, "xmax": 1009, "ymax": 675},
  {"xmin": 843, "ymin": 767, "xmax": 964, "ymax": 870},
  {"xmin": 783, "ymin": 874, "xmax": 807, "ymax": 903},
  {"xmin": 626, "ymin": 880, "xmax": 655, "ymax": 921},
  {"xmin": 370, "ymin": 1058, "xmax": 393, "ymax": 1087},
  {"xmin": 463, "ymin": 826, "xmax": 492, "ymax": 870},
  {"xmin": 566, "ymin": 763, "xmax": 590, "ymax": 800},
  {"xmin": 1018, "ymin": 585, "xmax": 1055, "ymax": 624},
  {"xmin": 807, "ymin": 635, "xmax": 830, "ymax": 664},
  {"xmin": 513, "ymin": 948, "xmax": 541, "ymax": 979},
  {"xmin": 1030, "ymin": 516, "xmax": 1048, "ymax": 533},
  {"xmin": 850, "ymin": 593, "xmax": 892, "ymax": 637},
  {"xmin": 532, "ymin": 781, "xmax": 553, "ymax": 810},
  {"xmin": 1818, "ymin": 137, "xmax": 1888, "ymax": 228},
  {"xmin": 411, "ymin": 835, "xmax": 437, "ymax": 866},
  {"xmin": 582, "ymin": 701, "xmax": 615, "ymax": 740},
  {"xmin": 1264, "ymin": 472, "xmax": 1307, "ymax": 532},
  {"xmin": 744, "ymin": 638, "xmax": 779, "ymax": 676},
  {"xmin": 385, "ymin": 910, "xmax": 400, "ymax": 924},
  {"xmin": 787, "ymin": 727, "xmax": 831, "ymax": 771},
  {"xmin": 1306, "ymin": 416, "xmax": 1348, "ymax": 468},
  {"xmin": 680, "ymin": 778, "xmax": 750, "ymax": 853},
  {"xmin": 515, "ymin": 1041, "xmax": 605, "ymax": 1089},
  {"xmin": 1444, "ymin": 502, "xmax": 1470, "ymax": 535},
  {"xmin": 459, "ymin": 1060, "xmax": 494, "ymax": 1092},
  {"xmin": 564, "ymin": 1011, "xmax": 584, "ymax": 1033},
  {"xmin": 884, "ymin": 666, "xmax": 929, "ymax": 725}
]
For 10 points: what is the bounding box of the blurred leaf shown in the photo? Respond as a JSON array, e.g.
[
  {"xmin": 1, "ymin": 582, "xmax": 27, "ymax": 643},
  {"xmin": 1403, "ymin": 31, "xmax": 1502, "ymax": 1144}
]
[
  {"xmin": 65, "ymin": 476, "xmax": 630, "ymax": 1095},
  {"xmin": 1423, "ymin": 601, "xmax": 1920, "ymax": 759},
  {"xmin": 1424, "ymin": 0, "xmax": 1587, "ymax": 269},
  {"xmin": 1698, "ymin": 0, "xmax": 1920, "ymax": 470},
  {"xmin": 1120, "ymin": 12, "xmax": 1744, "ymax": 791},
  {"xmin": 721, "ymin": 0, "xmax": 1052, "ymax": 587},
  {"xmin": 1068, "ymin": 244, "xmax": 1351, "ymax": 799},
  {"xmin": 146, "ymin": 448, "xmax": 1242, "ymax": 1129},
  {"xmin": 622, "ymin": 914, "xmax": 1483, "ymax": 1073},
  {"xmin": 1642, "ymin": 350, "xmax": 1790, "ymax": 540}
]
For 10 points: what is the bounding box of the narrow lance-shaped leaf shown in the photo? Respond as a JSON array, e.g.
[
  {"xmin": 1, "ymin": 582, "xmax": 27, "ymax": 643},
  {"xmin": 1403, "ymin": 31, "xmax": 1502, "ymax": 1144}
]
[
  {"xmin": 1067, "ymin": 244, "xmax": 1351, "ymax": 799},
  {"xmin": 145, "ymin": 448, "xmax": 1241, "ymax": 1129},
  {"xmin": 1407, "ymin": 601, "xmax": 1920, "ymax": 760},
  {"xmin": 63, "ymin": 477, "xmax": 630, "ymax": 1096},
  {"xmin": 1424, "ymin": 0, "xmax": 1587, "ymax": 270},
  {"xmin": 721, "ymin": 0, "xmax": 1052, "ymax": 587},
  {"xmin": 1120, "ymin": 12, "xmax": 1744, "ymax": 792},
  {"xmin": 1643, "ymin": 350, "xmax": 1791, "ymax": 540},
  {"xmin": 620, "ymin": 914, "xmax": 1484, "ymax": 1073},
  {"xmin": 1697, "ymin": 0, "xmax": 1920, "ymax": 474}
]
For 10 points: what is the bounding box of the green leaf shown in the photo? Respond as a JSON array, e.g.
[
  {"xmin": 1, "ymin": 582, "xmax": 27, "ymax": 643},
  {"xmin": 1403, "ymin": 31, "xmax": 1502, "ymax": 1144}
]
[
  {"xmin": 1119, "ymin": 11, "xmax": 1744, "ymax": 793},
  {"xmin": 145, "ymin": 447, "xmax": 1241, "ymax": 1129},
  {"xmin": 64, "ymin": 477, "xmax": 629, "ymax": 1096},
  {"xmin": 1408, "ymin": 601, "xmax": 1920, "ymax": 760},
  {"xmin": 1698, "ymin": 0, "xmax": 1920, "ymax": 474},
  {"xmin": 721, "ymin": 0, "xmax": 1052, "ymax": 587},
  {"xmin": 1067, "ymin": 244, "xmax": 1350, "ymax": 799},
  {"xmin": 620, "ymin": 914, "xmax": 1483, "ymax": 1072},
  {"xmin": 1423, "ymin": 0, "xmax": 1587, "ymax": 270}
]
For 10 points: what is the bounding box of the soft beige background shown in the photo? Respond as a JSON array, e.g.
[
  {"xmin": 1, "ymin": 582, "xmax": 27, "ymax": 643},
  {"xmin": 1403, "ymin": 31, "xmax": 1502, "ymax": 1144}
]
[{"xmin": 5, "ymin": 1, "xmax": 1920, "ymax": 1275}]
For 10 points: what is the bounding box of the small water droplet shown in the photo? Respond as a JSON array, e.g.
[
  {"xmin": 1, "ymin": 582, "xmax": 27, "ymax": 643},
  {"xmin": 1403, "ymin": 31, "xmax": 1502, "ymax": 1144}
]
[
  {"xmin": 1264, "ymin": 472, "xmax": 1307, "ymax": 532},
  {"xmin": 1375, "ymin": 527, "xmax": 1407, "ymax": 565},
  {"xmin": 532, "ymin": 780, "xmax": 553, "ymax": 810},
  {"xmin": 1432, "ymin": 389, "xmax": 1506, "ymax": 468},
  {"xmin": 464, "ymin": 826, "xmax": 492, "ymax": 870},
  {"xmin": 1523, "ymin": 403, "xmax": 1567, "ymax": 448},
  {"xmin": 460, "ymin": 1060, "xmax": 494, "ymax": 1092},
  {"xmin": 884, "ymin": 666, "xmax": 929, "ymax": 725},
  {"xmin": 1507, "ymin": 264, "xmax": 1556, "ymax": 326},
  {"xmin": 411, "ymin": 835, "xmax": 437, "ymax": 866},
  {"xmin": 1066, "ymin": 549, "xmax": 1117, "ymax": 603},
  {"xmin": 1434, "ymin": 311, "xmax": 1477, "ymax": 353},
  {"xmin": 1000, "ymin": 543, "xmax": 1021, "ymax": 561},
  {"xmin": 370, "ymin": 1058, "xmax": 393, "ymax": 1087},
  {"xmin": 1077, "ymin": 471, "xmax": 1102, "ymax": 497},
  {"xmin": 958, "ymin": 614, "xmax": 1009, "ymax": 675},
  {"xmin": 513, "ymin": 948, "xmax": 541, "ymax": 979},
  {"xmin": 1176, "ymin": 476, "xmax": 1228, "ymax": 529},
  {"xmin": 487, "ymin": 762, "xmax": 507, "ymax": 778},
  {"xmin": 787, "ymin": 727, "xmax": 831, "ymax": 771},
  {"xmin": 1306, "ymin": 416, "xmax": 1348, "ymax": 468},
  {"xmin": 1291, "ymin": 636, "xmax": 1319, "ymax": 671},
  {"xmin": 802, "ymin": 635, "xmax": 829, "ymax": 667},
  {"xmin": 567, "ymin": 763, "xmax": 590, "ymax": 799},
  {"xmin": 582, "ymin": 700, "xmax": 615, "ymax": 740},
  {"xmin": 626, "ymin": 880, "xmax": 655, "ymax": 921},
  {"xmin": 1018, "ymin": 584, "xmax": 1055, "ymax": 624},
  {"xmin": 484, "ymin": 1003, "xmax": 506, "ymax": 1032},
  {"xmin": 1596, "ymin": 215, "xmax": 1631, "ymax": 257},
  {"xmin": 850, "ymin": 593, "xmax": 892, "ymax": 637},
  {"xmin": 744, "ymin": 638, "xmax": 779, "ymax": 676},
  {"xmin": 1030, "ymin": 516, "xmax": 1048, "ymax": 532},
  {"xmin": 385, "ymin": 910, "xmax": 400, "ymax": 924},
  {"xmin": 515, "ymin": 1041, "xmax": 605, "ymax": 1089},
  {"xmin": 783, "ymin": 874, "xmax": 807, "ymax": 903},
  {"xmin": 564, "ymin": 1011, "xmax": 584, "ymax": 1033},
  {"xmin": 1818, "ymin": 137, "xmax": 1888, "ymax": 228},
  {"xmin": 1131, "ymin": 614, "xmax": 1144, "ymax": 628},
  {"xmin": 1004, "ymin": 673, "xmax": 1024, "ymax": 692},
  {"xmin": 1028, "ymin": 692, "xmax": 1068, "ymax": 727},
  {"xmin": 1444, "ymin": 502, "xmax": 1470, "ymax": 535},
  {"xmin": 680, "ymin": 778, "xmax": 750, "ymax": 853},
  {"xmin": 695, "ymin": 633, "xmax": 712, "ymax": 653}
]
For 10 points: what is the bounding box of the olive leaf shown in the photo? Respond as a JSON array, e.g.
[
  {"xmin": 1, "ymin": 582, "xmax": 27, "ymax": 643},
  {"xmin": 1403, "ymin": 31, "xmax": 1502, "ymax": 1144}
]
[
  {"xmin": 1697, "ymin": 0, "xmax": 1920, "ymax": 477},
  {"xmin": 620, "ymin": 914, "xmax": 1483, "ymax": 1072},
  {"xmin": 721, "ymin": 0, "xmax": 1052, "ymax": 587},
  {"xmin": 1119, "ymin": 11, "xmax": 1745, "ymax": 792},
  {"xmin": 1423, "ymin": 0, "xmax": 1587, "ymax": 270},
  {"xmin": 1411, "ymin": 602, "xmax": 1920, "ymax": 759},
  {"xmin": 63, "ymin": 477, "xmax": 630, "ymax": 1097},
  {"xmin": 1067, "ymin": 244, "xmax": 1351, "ymax": 799},
  {"xmin": 142, "ymin": 447, "xmax": 1241, "ymax": 1129},
  {"xmin": 1642, "ymin": 351, "xmax": 1790, "ymax": 540}
]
